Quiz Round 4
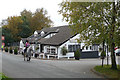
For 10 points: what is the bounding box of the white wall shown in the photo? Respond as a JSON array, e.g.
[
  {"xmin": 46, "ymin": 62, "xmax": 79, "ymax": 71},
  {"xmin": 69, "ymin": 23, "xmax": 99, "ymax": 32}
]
[
  {"xmin": 58, "ymin": 34, "xmax": 80, "ymax": 57},
  {"xmin": 44, "ymin": 45, "xmax": 57, "ymax": 54},
  {"xmin": 43, "ymin": 33, "xmax": 100, "ymax": 57}
]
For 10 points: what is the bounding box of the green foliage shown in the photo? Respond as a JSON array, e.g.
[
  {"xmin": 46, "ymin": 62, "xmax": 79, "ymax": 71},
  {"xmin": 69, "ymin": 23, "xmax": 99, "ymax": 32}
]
[
  {"xmin": 99, "ymin": 47, "xmax": 103, "ymax": 52},
  {"xmin": 59, "ymin": 2, "xmax": 113, "ymax": 45},
  {"xmin": 1, "ymin": 8, "xmax": 53, "ymax": 45},
  {"xmin": 18, "ymin": 25, "xmax": 32, "ymax": 38},
  {"xmin": 30, "ymin": 8, "xmax": 53, "ymax": 32},
  {"xmin": 14, "ymin": 47, "xmax": 18, "ymax": 55},
  {"xmin": 59, "ymin": 1, "xmax": 120, "ymax": 69},
  {"xmin": 9, "ymin": 47, "xmax": 13, "ymax": 54},
  {"xmin": 74, "ymin": 49, "xmax": 81, "ymax": 60},
  {"xmin": 35, "ymin": 46, "xmax": 39, "ymax": 50},
  {"xmin": 19, "ymin": 9, "xmax": 32, "ymax": 38},
  {"xmin": 100, "ymin": 51, "xmax": 106, "ymax": 58},
  {"xmin": 7, "ymin": 16, "xmax": 23, "ymax": 42},
  {"xmin": 5, "ymin": 47, "xmax": 8, "ymax": 52},
  {"xmin": 2, "ymin": 27, "xmax": 14, "ymax": 46},
  {"xmin": 0, "ymin": 73, "xmax": 8, "ymax": 78},
  {"xmin": 61, "ymin": 46, "xmax": 68, "ymax": 55}
]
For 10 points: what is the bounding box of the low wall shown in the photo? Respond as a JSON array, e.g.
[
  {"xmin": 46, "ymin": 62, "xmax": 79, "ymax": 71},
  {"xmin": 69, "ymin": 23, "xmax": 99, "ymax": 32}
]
[{"xmin": 81, "ymin": 51, "xmax": 99, "ymax": 58}]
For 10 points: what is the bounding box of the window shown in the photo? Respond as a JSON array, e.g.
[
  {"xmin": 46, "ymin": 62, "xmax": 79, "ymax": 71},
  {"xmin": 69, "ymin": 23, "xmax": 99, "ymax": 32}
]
[
  {"xmin": 73, "ymin": 45, "xmax": 76, "ymax": 51},
  {"xmin": 47, "ymin": 48, "xmax": 56, "ymax": 54},
  {"xmin": 76, "ymin": 45, "xmax": 81, "ymax": 50},
  {"xmin": 68, "ymin": 44, "xmax": 81, "ymax": 52},
  {"xmin": 90, "ymin": 46, "xmax": 92, "ymax": 50},
  {"xmin": 94, "ymin": 46, "xmax": 98, "ymax": 51},
  {"xmin": 86, "ymin": 46, "xmax": 88, "ymax": 50},
  {"xmin": 47, "ymin": 48, "xmax": 50, "ymax": 53},
  {"xmin": 51, "ymin": 48, "xmax": 56, "ymax": 54},
  {"xmin": 68, "ymin": 45, "xmax": 72, "ymax": 52},
  {"xmin": 82, "ymin": 46, "xmax": 84, "ymax": 50}
]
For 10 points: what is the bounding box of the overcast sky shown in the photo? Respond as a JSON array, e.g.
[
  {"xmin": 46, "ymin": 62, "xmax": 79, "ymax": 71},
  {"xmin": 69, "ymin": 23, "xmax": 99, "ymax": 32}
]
[{"xmin": 0, "ymin": 0, "xmax": 68, "ymax": 27}]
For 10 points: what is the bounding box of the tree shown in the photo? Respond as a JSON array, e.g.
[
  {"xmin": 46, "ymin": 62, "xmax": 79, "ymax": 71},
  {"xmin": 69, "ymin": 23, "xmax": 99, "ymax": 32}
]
[
  {"xmin": 1, "ymin": 8, "xmax": 53, "ymax": 46},
  {"xmin": 19, "ymin": 9, "xmax": 32, "ymax": 38},
  {"xmin": 115, "ymin": 1, "xmax": 120, "ymax": 48},
  {"xmin": 20, "ymin": 9, "xmax": 32, "ymax": 23},
  {"xmin": 59, "ymin": 1, "xmax": 120, "ymax": 69},
  {"xmin": 2, "ymin": 26, "xmax": 14, "ymax": 46},
  {"xmin": 7, "ymin": 16, "xmax": 23, "ymax": 42},
  {"xmin": 30, "ymin": 8, "xmax": 53, "ymax": 32}
]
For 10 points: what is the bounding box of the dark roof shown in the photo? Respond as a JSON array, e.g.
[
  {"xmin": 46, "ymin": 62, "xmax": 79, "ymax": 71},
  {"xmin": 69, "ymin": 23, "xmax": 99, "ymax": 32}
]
[
  {"xmin": 38, "ymin": 25, "xmax": 76, "ymax": 46},
  {"xmin": 22, "ymin": 26, "xmax": 60, "ymax": 43},
  {"xmin": 22, "ymin": 25, "xmax": 76, "ymax": 45}
]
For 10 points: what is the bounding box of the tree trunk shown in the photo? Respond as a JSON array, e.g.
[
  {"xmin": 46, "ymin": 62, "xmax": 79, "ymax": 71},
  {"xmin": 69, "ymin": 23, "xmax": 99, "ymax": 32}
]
[
  {"xmin": 102, "ymin": 59, "xmax": 104, "ymax": 67},
  {"xmin": 101, "ymin": 40, "xmax": 105, "ymax": 67},
  {"xmin": 107, "ymin": 44, "xmax": 109, "ymax": 65},
  {"xmin": 110, "ymin": 2, "xmax": 117, "ymax": 69},
  {"xmin": 103, "ymin": 40, "xmax": 105, "ymax": 52}
]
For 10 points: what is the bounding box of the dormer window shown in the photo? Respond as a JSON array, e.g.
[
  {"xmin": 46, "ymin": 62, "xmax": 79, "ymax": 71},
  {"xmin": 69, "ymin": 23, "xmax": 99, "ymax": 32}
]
[
  {"xmin": 45, "ymin": 33, "xmax": 56, "ymax": 38},
  {"xmin": 56, "ymin": 29, "xmax": 59, "ymax": 32},
  {"xmin": 34, "ymin": 31, "xmax": 38, "ymax": 37},
  {"xmin": 41, "ymin": 31, "xmax": 45, "ymax": 36}
]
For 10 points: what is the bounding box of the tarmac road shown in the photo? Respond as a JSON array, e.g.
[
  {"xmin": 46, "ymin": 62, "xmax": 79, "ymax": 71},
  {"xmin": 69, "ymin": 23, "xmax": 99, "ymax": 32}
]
[{"xmin": 1, "ymin": 51, "xmax": 103, "ymax": 78}]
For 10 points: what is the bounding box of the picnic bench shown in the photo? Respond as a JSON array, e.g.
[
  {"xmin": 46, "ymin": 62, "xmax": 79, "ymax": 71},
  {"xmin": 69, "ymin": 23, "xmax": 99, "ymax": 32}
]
[
  {"xmin": 47, "ymin": 54, "xmax": 58, "ymax": 59},
  {"xmin": 58, "ymin": 53, "xmax": 74, "ymax": 59}
]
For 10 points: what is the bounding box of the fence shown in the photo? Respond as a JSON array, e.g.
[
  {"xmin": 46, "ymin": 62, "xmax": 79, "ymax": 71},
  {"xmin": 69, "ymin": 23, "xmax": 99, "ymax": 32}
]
[{"xmin": 81, "ymin": 51, "xmax": 99, "ymax": 58}]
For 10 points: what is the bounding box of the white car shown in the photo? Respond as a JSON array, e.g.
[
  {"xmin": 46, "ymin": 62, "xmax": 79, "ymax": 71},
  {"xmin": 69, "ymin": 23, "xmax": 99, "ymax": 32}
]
[{"xmin": 115, "ymin": 49, "xmax": 120, "ymax": 56}]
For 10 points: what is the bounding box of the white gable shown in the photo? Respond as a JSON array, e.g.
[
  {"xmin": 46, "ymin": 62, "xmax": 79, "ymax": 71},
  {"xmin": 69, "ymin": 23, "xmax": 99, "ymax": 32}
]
[
  {"xmin": 41, "ymin": 31, "xmax": 45, "ymax": 36},
  {"xmin": 34, "ymin": 31, "xmax": 38, "ymax": 37}
]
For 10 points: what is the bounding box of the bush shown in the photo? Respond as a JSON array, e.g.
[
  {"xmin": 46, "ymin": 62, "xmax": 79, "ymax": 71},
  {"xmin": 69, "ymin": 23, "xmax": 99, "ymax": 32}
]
[
  {"xmin": 61, "ymin": 46, "xmax": 68, "ymax": 55},
  {"xmin": 74, "ymin": 49, "xmax": 81, "ymax": 60},
  {"xmin": 14, "ymin": 47, "xmax": 18, "ymax": 55},
  {"xmin": 5, "ymin": 47, "xmax": 8, "ymax": 52},
  {"xmin": 100, "ymin": 51, "xmax": 106, "ymax": 59},
  {"xmin": 9, "ymin": 47, "xmax": 13, "ymax": 54},
  {"xmin": 35, "ymin": 46, "xmax": 39, "ymax": 50},
  {"xmin": 99, "ymin": 47, "xmax": 103, "ymax": 52}
]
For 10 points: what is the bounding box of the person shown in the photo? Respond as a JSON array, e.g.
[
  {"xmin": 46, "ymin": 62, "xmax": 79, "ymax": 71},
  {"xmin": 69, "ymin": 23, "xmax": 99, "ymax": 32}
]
[
  {"xmin": 1, "ymin": 45, "xmax": 3, "ymax": 51},
  {"xmin": 24, "ymin": 40, "xmax": 30, "ymax": 53}
]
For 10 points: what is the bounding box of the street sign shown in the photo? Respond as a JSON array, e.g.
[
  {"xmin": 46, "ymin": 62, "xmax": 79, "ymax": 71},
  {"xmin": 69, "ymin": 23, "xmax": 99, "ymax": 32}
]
[
  {"xmin": 2, "ymin": 36, "xmax": 5, "ymax": 40},
  {"xmin": 2, "ymin": 43, "xmax": 5, "ymax": 46}
]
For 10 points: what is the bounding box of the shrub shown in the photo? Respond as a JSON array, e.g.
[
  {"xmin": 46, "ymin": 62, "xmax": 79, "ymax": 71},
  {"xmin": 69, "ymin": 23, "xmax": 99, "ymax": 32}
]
[
  {"xmin": 99, "ymin": 47, "xmax": 103, "ymax": 52},
  {"xmin": 74, "ymin": 49, "xmax": 81, "ymax": 60},
  {"xmin": 61, "ymin": 46, "xmax": 68, "ymax": 55},
  {"xmin": 9, "ymin": 47, "xmax": 13, "ymax": 54},
  {"xmin": 100, "ymin": 51, "xmax": 106, "ymax": 59},
  {"xmin": 100, "ymin": 51, "xmax": 106, "ymax": 67},
  {"xmin": 14, "ymin": 47, "xmax": 18, "ymax": 55},
  {"xmin": 5, "ymin": 47, "xmax": 8, "ymax": 52},
  {"xmin": 35, "ymin": 46, "xmax": 39, "ymax": 50}
]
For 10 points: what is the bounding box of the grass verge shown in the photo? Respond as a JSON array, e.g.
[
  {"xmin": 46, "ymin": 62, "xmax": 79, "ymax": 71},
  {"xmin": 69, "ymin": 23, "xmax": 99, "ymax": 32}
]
[
  {"xmin": 0, "ymin": 73, "xmax": 8, "ymax": 78},
  {"xmin": 0, "ymin": 73, "xmax": 12, "ymax": 80},
  {"xmin": 94, "ymin": 65, "xmax": 120, "ymax": 78}
]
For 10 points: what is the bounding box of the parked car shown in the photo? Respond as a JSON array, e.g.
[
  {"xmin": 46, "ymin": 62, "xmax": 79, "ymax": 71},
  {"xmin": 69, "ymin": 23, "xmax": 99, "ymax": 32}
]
[{"xmin": 115, "ymin": 49, "xmax": 120, "ymax": 56}]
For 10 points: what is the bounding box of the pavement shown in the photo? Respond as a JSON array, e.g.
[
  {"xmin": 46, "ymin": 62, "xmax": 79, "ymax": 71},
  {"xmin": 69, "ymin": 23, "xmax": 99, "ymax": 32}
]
[{"xmin": 1, "ymin": 51, "xmax": 110, "ymax": 78}]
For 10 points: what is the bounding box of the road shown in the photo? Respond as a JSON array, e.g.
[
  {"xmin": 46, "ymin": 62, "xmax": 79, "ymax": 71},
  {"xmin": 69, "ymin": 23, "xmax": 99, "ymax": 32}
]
[{"xmin": 1, "ymin": 51, "xmax": 104, "ymax": 78}]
